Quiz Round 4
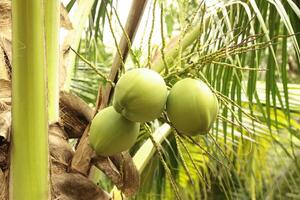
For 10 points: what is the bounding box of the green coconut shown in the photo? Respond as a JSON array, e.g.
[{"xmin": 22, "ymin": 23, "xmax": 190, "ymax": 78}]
[
  {"xmin": 166, "ymin": 78, "xmax": 218, "ymax": 136},
  {"xmin": 89, "ymin": 106, "xmax": 140, "ymax": 156},
  {"xmin": 113, "ymin": 68, "xmax": 168, "ymax": 122}
]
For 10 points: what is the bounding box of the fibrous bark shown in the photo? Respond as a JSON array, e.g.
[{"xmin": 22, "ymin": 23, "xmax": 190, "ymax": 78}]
[{"xmin": 92, "ymin": 152, "xmax": 140, "ymax": 197}]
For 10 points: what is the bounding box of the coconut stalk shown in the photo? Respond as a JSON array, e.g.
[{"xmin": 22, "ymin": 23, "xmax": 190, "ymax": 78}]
[
  {"xmin": 110, "ymin": 15, "xmax": 211, "ymax": 198},
  {"xmin": 11, "ymin": 0, "xmax": 49, "ymax": 199},
  {"xmin": 152, "ymin": 17, "xmax": 211, "ymax": 73},
  {"xmin": 45, "ymin": 0, "xmax": 60, "ymax": 123},
  {"xmin": 133, "ymin": 123, "xmax": 171, "ymax": 172},
  {"xmin": 71, "ymin": 0, "xmax": 148, "ymax": 175},
  {"xmin": 134, "ymin": 16, "xmax": 210, "ymax": 170},
  {"xmin": 110, "ymin": 123, "xmax": 172, "ymax": 199}
]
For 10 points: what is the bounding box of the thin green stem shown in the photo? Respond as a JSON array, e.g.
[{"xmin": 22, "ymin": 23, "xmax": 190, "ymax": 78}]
[
  {"xmin": 105, "ymin": 6, "xmax": 125, "ymax": 72},
  {"xmin": 174, "ymin": 131, "xmax": 194, "ymax": 185},
  {"xmin": 212, "ymin": 61, "xmax": 266, "ymax": 71},
  {"xmin": 147, "ymin": 0, "xmax": 158, "ymax": 68},
  {"xmin": 173, "ymin": 130, "xmax": 210, "ymax": 187},
  {"xmin": 112, "ymin": 6, "xmax": 141, "ymax": 68},
  {"xmin": 160, "ymin": 2, "xmax": 168, "ymax": 74},
  {"xmin": 152, "ymin": 17, "xmax": 211, "ymax": 72},
  {"xmin": 145, "ymin": 124, "xmax": 183, "ymax": 200},
  {"xmin": 186, "ymin": 136, "xmax": 231, "ymax": 171},
  {"xmin": 69, "ymin": 47, "xmax": 115, "ymax": 87}
]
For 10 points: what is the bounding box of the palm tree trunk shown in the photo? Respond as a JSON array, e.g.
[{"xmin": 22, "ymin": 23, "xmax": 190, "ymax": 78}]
[
  {"xmin": 45, "ymin": 0, "xmax": 60, "ymax": 123},
  {"xmin": 11, "ymin": 0, "xmax": 49, "ymax": 199}
]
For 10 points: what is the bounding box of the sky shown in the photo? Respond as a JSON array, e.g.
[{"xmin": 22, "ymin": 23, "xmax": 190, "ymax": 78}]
[
  {"xmin": 60, "ymin": 0, "xmax": 162, "ymax": 49},
  {"xmin": 60, "ymin": 0, "xmax": 221, "ymax": 65}
]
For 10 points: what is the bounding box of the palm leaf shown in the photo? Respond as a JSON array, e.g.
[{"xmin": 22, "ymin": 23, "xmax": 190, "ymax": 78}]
[{"xmin": 71, "ymin": 0, "xmax": 300, "ymax": 199}]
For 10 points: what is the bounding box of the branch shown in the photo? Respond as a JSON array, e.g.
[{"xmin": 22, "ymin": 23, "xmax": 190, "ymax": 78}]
[
  {"xmin": 70, "ymin": 0, "xmax": 148, "ymax": 176},
  {"xmin": 92, "ymin": 152, "xmax": 139, "ymax": 197}
]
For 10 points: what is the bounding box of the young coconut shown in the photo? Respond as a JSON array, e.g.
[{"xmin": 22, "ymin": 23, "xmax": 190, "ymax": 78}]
[
  {"xmin": 166, "ymin": 78, "xmax": 218, "ymax": 136},
  {"xmin": 89, "ymin": 106, "xmax": 140, "ymax": 156},
  {"xmin": 113, "ymin": 68, "xmax": 168, "ymax": 122}
]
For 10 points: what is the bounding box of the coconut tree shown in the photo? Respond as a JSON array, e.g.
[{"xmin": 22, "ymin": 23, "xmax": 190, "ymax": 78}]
[
  {"xmin": 69, "ymin": 0, "xmax": 300, "ymax": 199},
  {"xmin": 1, "ymin": 0, "xmax": 300, "ymax": 199}
]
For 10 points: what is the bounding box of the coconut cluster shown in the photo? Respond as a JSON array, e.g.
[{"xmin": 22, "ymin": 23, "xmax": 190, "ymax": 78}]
[
  {"xmin": 89, "ymin": 68, "xmax": 168, "ymax": 156},
  {"xmin": 88, "ymin": 68, "xmax": 218, "ymax": 156}
]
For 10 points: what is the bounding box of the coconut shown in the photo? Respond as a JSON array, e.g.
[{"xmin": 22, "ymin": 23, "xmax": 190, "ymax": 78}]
[
  {"xmin": 166, "ymin": 78, "xmax": 218, "ymax": 136},
  {"xmin": 89, "ymin": 106, "xmax": 140, "ymax": 156},
  {"xmin": 113, "ymin": 68, "xmax": 168, "ymax": 122}
]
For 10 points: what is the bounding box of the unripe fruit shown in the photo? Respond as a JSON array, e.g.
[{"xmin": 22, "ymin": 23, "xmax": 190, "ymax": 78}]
[
  {"xmin": 166, "ymin": 78, "xmax": 218, "ymax": 136},
  {"xmin": 113, "ymin": 68, "xmax": 168, "ymax": 122},
  {"xmin": 89, "ymin": 106, "xmax": 140, "ymax": 156}
]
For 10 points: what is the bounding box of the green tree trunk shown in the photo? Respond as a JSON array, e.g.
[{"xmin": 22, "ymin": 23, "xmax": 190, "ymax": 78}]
[
  {"xmin": 11, "ymin": 0, "xmax": 49, "ymax": 199},
  {"xmin": 45, "ymin": 0, "xmax": 60, "ymax": 123}
]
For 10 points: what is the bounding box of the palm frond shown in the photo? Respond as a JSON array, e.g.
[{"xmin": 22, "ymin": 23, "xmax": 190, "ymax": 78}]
[{"xmin": 71, "ymin": 0, "xmax": 300, "ymax": 199}]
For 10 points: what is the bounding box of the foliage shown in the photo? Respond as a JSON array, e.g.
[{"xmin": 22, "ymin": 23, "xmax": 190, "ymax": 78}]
[{"xmin": 70, "ymin": 0, "xmax": 300, "ymax": 199}]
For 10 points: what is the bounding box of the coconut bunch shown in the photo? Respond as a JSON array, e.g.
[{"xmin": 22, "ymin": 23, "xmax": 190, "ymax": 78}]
[
  {"xmin": 88, "ymin": 68, "xmax": 219, "ymax": 156},
  {"xmin": 89, "ymin": 68, "xmax": 168, "ymax": 156}
]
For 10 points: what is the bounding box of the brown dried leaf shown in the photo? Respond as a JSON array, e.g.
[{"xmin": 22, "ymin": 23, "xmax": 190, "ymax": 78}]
[
  {"xmin": 0, "ymin": 0, "xmax": 12, "ymax": 41},
  {"xmin": 0, "ymin": 169, "xmax": 8, "ymax": 200},
  {"xmin": 109, "ymin": 152, "xmax": 140, "ymax": 197},
  {"xmin": 0, "ymin": 37, "xmax": 12, "ymax": 70},
  {"xmin": 0, "ymin": 111, "xmax": 10, "ymax": 143},
  {"xmin": 52, "ymin": 173, "xmax": 111, "ymax": 200},
  {"xmin": 0, "ymin": 79, "xmax": 11, "ymax": 105},
  {"xmin": 93, "ymin": 152, "xmax": 140, "ymax": 198},
  {"xmin": 92, "ymin": 156, "xmax": 123, "ymax": 188},
  {"xmin": 60, "ymin": 3, "xmax": 73, "ymax": 30},
  {"xmin": 60, "ymin": 91, "xmax": 93, "ymax": 121},
  {"xmin": 49, "ymin": 123, "xmax": 74, "ymax": 174},
  {"xmin": 0, "ymin": 48, "xmax": 8, "ymax": 80},
  {"xmin": 59, "ymin": 91, "xmax": 92, "ymax": 139}
]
